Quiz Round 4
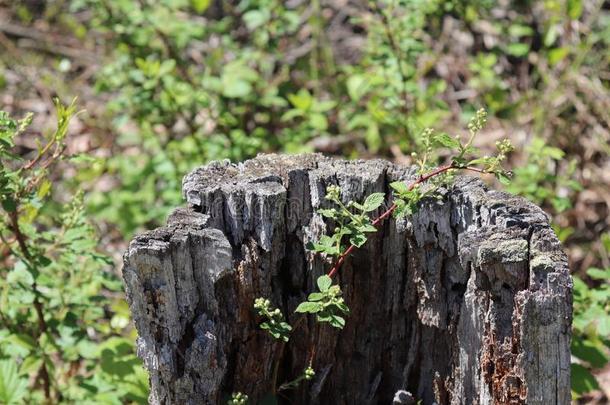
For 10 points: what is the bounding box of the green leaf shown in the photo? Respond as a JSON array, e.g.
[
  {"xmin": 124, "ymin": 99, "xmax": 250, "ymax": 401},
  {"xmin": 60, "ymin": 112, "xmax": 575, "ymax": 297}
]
[
  {"xmin": 158, "ymin": 59, "xmax": 176, "ymax": 76},
  {"xmin": 191, "ymin": 0, "xmax": 211, "ymax": 13},
  {"xmin": 295, "ymin": 301, "xmax": 322, "ymax": 314},
  {"xmin": 19, "ymin": 355, "xmax": 42, "ymax": 375},
  {"xmin": 222, "ymin": 80, "xmax": 252, "ymax": 99},
  {"xmin": 6, "ymin": 333, "xmax": 37, "ymax": 353},
  {"xmin": 307, "ymin": 292, "xmax": 324, "ymax": 301},
  {"xmin": 100, "ymin": 347, "xmax": 140, "ymax": 378},
  {"xmin": 311, "ymin": 235, "xmax": 340, "ymax": 255},
  {"xmin": 365, "ymin": 122, "xmax": 381, "ymax": 153},
  {"xmin": 358, "ymin": 223, "xmax": 377, "ymax": 233},
  {"xmin": 37, "ymin": 179, "xmax": 52, "ymax": 199},
  {"xmin": 571, "ymin": 363, "xmax": 599, "ymax": 395},
  {"xmin": 77, "ymin": 339, "xmax": 101, "ymax": 360},
  {"xmin": 544, "ymin": 146, "xmax": 564, "ymax": 160},
  {"xmin": 7, "ymin": 262, "xmax": 34, "ymax": 286},
  {"xmin": 318, "ymin": 208, "xmax": 337, "ymax": 219},
  {"xmin": 315, "ymin": 100, "xmax": 336, "ymax": 112},
  {"xmin": 349, "ymin": 201, "xmax": 364, "ymax": 211},
  {"xmin": 587, "ymin": 267, "xmax": 610, "ymax": 280},
  {"xmin": 467, "ymin": 157, "xmax": 494, "ymax": 167},
  {"xmin": 495, "ymin": 171, "xmax": 511, "ymax": 185},
  {"xmin": 316, "ymin": 275, "xmax": 332, "ymax": 292},
  {"xmin": 349, "ymin": 232, "xmax": 367, "ymax": 247},
  {"xmin": 598, "ymin": 315, "xmax": 610, "ymax": 336},
  {"xmin": 346, "ymin": 74, "xmax": 369, "ymax": 101},
  {"xmin": 1, "ymin": 197, "xmax": 16, "ymax": 212},
  {"xmin": 362, "ymin": 193, "xmax": 385, "ymax": 212},
  {"xmin": 328, "ymin": 315, "xmax": 345, "ymax": 329},
  {"xmin": 571, "ymin": 336, "xmax": 609, "ymax": 368},
  {"xmin": 335, "ymin": 302, "xmax": 350, "ymax": 313},
  {"xmin": 0, "ymin": 359, "xmax": 28, "ymax": 405},
  {"xmin": 567, "ymin": 0, "xmax": 582, "ymax": 19},
  {"xmin": 508, "ymin": 24, "xmax": 534, "ymax": 37},
  {"xmin": 507, "ymin": 43, "xmax": 530, "ymax": 57},
  {"xmin": 309, "ymin": 113, "xmax": 328, "ymax": 131},
  {"xmin": 548, "ymin": 47, "xmax": 569, "ymax": 65},
  {"xmin": 243, "ymin": 10, "xmax": 270, "ymax": 30},
  {"xmin": 544, "ymin": 25, "xmax": 559, "ymax": 47},
  {"xmin": 280, "ymin": 109, "xmax": 303, "ymax": 122},
  {"xmin": 287, "ymin": 89, "xmax": 312, "ymax": 111},
  {"xmin": 390, "ymin": 181, "xmax": 409, "ymax": 194},
  {"xmin": 433, "ymin": 133, "xmax": 460, "ymax": 149}
]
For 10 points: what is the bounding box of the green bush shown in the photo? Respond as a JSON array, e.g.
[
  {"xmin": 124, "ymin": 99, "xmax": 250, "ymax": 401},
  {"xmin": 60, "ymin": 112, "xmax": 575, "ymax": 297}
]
[
  {"xmin": 70, "ymin": 0, "xmax": 607, "ymax": 240},
  {"xmin": 0, "ymin": 102, "xmax": 148, "ymax": 403},
  {"xmin": 68, "ymin": 0, "xmax": 459, "ymax": 237},
  {"xmin": 571, "ymin": 254, "xmax": 610, "ymax": 399}
]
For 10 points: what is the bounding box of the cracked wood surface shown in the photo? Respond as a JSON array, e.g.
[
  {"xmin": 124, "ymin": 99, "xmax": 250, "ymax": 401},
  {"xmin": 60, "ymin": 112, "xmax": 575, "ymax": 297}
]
[{"xmin": 123, "ymin": 154, "xmax": 572, "ymax": 405}]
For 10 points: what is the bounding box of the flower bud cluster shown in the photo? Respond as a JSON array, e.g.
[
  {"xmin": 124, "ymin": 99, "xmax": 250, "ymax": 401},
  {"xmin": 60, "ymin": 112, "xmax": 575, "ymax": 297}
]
[
  {"xmin": 229, "ymin": 392, "xmax": 248, "ymax": 405},
  {"xmin": 325, "ymin": 185, "xmax": 341, "ymax": 202},
  {"xmin": 468, "ymin": 108, "xmax": 488, "ymax": 135},
  {"xmin": 304, "ymin": 366, "xmax": 316, "ymax": 380}
]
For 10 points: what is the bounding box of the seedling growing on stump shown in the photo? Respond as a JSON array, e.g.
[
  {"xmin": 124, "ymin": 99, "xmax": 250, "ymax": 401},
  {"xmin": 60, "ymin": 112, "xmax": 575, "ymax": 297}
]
[
  {"xmin": 295, "ymin": 275, "xmax": 349, "ymax": 329},
  {"xmin": 278, "ymin": 366, "xmax": 316, "ymax": 391},
  {"xmin": 254, "ymin": 298, "xmax": 292, "ymax": 342},
  {"xmin": 253, "ymin": 108, "xmax": 514, "ymax": 396}
]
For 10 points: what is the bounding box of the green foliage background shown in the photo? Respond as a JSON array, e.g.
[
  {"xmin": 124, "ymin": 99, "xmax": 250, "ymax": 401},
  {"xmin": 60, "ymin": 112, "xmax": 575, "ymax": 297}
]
[{"xmin": 0, "ymin": 0, "xmax": 608, "ymax": 403}]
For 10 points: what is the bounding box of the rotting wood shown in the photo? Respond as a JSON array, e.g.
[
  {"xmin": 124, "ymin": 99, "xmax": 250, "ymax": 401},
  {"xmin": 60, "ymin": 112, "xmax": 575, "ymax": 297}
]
[{"xmin": 123, "ymin": 154, "xmax": 572, "ymax": 405}]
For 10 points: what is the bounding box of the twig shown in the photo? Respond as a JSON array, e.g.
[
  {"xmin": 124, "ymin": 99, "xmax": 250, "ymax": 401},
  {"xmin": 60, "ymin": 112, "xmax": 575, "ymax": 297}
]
[{"xmin": 23, "ymin": 138, "xmax": 58, "ymax": 170}]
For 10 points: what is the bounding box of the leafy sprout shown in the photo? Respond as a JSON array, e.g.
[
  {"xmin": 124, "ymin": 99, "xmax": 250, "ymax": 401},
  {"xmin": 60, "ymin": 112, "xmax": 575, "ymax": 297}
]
[
  {"xmin": 254, "ymin": 298, "xmax": 292, "ymax": 342},
  {"xmin": 295, "ymin": 275, "xmax": 349, "ymax": 329},
  {"xmin": 311, "ymin": 185, "xmax": 384, "ymax": 255},
  {"xmin": 278, "ymin": 366, "xmax": 316, "ymax": 391}
]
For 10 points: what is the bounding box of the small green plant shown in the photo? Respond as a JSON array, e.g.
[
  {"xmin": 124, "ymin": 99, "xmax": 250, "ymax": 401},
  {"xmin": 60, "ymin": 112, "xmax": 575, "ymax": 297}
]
[
  {"xmin": 278, "ymin": 366, "xmax": 315, "ymax": 391},
  {"xmin": 228, "ymin": 391, "xmax": 249, "ymax": 405},
  {"xmin": 571, "ymin": 263, "xmax": 610, "ymax": 399},
  {"xmin": 0, "ymin": 102, "xmax": 148, "ymax": 403},
  {"xmin": 253, "ymin": 108, "xmax": 513, "ymax": 397},
  {"xmin": 321, "ymin": 109, "xmax": 511, "ymax": 279},
  {"xmin": 311, "ymin": 185, "xmax": 383, "ymax": 254},
  {"xmin": 254, "ymin": 298, "xmax": 292, "ymax": 342},
  {"xmin": 295, "ymin": 275, "xmax": 349, "ymax": 329},
  {"xmin": 507, "ymin": 137, "xmax": 581, "ymax": 213}
]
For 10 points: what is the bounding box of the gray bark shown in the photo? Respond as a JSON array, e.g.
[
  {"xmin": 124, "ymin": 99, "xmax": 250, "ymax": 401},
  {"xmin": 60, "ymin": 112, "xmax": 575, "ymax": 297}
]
[{"xmin": 123, "ymin": 154, "xmax": 572, "ymax": 405}]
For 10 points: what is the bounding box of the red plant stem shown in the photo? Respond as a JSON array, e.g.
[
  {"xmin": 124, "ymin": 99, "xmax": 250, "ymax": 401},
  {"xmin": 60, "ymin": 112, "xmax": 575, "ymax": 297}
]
[{"xmin": 327, "ymin": 164, "xmax": 486, "ymax": 278}]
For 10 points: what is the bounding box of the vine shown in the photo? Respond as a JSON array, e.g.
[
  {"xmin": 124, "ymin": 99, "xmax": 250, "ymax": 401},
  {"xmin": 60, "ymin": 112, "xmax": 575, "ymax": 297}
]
[{"xmin": 248, "ymin": 108, "xmax": 514, "ymax": 402}]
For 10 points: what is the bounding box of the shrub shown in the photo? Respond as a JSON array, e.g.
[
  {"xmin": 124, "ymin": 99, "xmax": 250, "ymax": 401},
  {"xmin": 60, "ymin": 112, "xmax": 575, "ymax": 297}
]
[{"xmin": 0, "ymin": 102, "xmax": 148, "ymax": 403}]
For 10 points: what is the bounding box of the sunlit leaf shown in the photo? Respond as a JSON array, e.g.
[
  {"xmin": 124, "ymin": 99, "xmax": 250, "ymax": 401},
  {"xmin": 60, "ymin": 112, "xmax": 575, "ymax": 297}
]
[{"xmin": 0, "ymin": 359, "xmax": 28, "ymax": 404}]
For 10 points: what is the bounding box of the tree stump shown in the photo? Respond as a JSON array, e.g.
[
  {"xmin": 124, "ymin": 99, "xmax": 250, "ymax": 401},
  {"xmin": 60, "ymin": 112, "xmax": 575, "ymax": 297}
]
[{"xmin": 123, "ymin": 154, "xmax": 572, "ymax": 405}]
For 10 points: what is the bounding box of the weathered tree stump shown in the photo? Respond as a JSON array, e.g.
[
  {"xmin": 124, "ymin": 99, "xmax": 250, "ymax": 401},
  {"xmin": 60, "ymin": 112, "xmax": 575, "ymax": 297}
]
[{"xmin": 123, "ymin": 154, "xmax": 572, "ymax": 405}]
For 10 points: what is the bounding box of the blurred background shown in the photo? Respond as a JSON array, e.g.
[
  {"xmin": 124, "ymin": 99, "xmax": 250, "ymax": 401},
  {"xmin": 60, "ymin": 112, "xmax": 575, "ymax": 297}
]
[{"xmin": 0, "ymin": 0, "xmax": 608, "ymax": 403}]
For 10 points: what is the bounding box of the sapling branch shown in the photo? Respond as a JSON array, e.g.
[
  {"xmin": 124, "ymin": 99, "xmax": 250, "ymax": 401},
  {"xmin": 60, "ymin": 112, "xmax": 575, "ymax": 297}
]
[
  {"xmin": 328, "ymin": 164, "xmax": 498, "ymax": 278},
  {"xmin": 251, "ymin": 108, "xmax": 513, "ymax": 399}
]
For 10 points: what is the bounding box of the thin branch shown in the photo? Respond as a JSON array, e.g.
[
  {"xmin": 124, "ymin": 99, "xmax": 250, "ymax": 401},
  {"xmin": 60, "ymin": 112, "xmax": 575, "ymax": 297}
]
[{"xmin": 23, "ymin": 139, "xmax": 58, "ymax": 170}]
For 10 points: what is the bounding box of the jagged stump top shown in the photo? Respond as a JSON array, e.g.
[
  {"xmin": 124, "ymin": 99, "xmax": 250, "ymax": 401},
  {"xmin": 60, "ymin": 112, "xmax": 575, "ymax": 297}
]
[{"xmin": 123, "ymin": 154, "xmax": 572, "ymax": 405}]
